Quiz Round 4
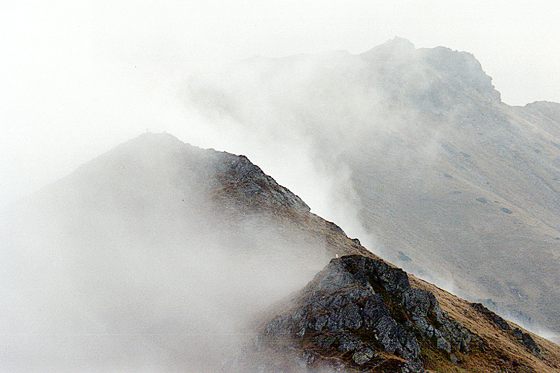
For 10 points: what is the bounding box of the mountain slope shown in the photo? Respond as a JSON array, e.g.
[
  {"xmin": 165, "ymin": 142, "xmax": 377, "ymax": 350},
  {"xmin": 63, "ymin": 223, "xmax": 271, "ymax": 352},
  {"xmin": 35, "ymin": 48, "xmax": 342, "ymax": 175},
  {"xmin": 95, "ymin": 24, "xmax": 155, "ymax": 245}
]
[
  {"xmin": 239, "ymin": 255, "xmax": 560, "ymax": 372},
  {"xmin": 0, "ymin": 133, "xmax": 368, "ymax": 372},
  {"xmin": 2, "ymin": 133, "xmax": 558, "ymax": 371},
  {"xmin": 188, "ymin": 38, "xmax": 560, "ymax": 336}
]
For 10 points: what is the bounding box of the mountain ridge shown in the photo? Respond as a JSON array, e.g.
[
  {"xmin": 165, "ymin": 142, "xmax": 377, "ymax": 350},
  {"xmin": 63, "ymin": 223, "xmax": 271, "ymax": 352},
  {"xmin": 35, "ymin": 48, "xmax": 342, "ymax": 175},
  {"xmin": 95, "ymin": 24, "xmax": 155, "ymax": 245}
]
[
  {"xmin": 187, "ymin": 38, "xmax": 560, "ymax": 337},
  {"xmin": 2, "ymin": 132, "xmax": 560, "ymax": 371},
  {"xmin": 240, "ymin": 254, "xmax": 560, "ymax": 372}
]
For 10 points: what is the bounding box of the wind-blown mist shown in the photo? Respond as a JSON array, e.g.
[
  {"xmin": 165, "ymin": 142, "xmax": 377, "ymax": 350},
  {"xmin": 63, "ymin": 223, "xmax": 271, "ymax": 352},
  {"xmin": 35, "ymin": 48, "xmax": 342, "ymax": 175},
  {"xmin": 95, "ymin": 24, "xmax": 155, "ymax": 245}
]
[
  {"xmin": 186, "ymin": 38, "xmax": 491, "ymax": 252},
  {"xmin": 185, "ymin": 38, "xmax": 560, "ymax": 340},
  {"xmin": 0, "ymin": 134, "xmax": 334, "ymax": 372}
]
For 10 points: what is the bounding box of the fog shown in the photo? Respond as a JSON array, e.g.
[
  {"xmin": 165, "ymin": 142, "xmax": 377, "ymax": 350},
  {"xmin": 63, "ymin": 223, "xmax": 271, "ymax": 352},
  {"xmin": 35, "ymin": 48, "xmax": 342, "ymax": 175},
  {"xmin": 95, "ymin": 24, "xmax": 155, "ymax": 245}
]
[
  {"xmin": 1, "ymin": 1, "xmax": 560, "ymax": 370},
  {"xmin": 182, "ymin": 41, "xmax": 560, "ymax": 342},
  {"xmin": 2, "ymin": 1, "xmax": 560, "ymax": 208},
  {"xmin": 185, "ymin": 40, "xmax": 488, "ymax": 257},
  {"xmin": 0, "ymin": 134, "xmax": 336, "ymax": 371}
]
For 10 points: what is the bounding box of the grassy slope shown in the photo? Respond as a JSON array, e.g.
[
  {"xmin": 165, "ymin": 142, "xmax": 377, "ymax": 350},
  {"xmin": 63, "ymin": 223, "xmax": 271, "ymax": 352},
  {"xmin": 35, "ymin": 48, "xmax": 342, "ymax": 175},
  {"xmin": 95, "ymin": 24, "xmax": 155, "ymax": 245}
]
[
  {"xmin": 264, "ymin": 207, "xmax": 560, "ymax": 371},
  {"xmin": 412, "ymin": 275, "xmax": 560, "ymax": 372}
]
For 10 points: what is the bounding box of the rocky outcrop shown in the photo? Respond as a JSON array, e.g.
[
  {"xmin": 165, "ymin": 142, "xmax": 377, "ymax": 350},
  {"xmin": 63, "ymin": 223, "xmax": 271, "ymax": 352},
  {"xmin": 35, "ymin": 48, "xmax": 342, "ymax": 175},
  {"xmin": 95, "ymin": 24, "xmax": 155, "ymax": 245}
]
[
  {"xmin": 472, "ymin": 303, "xmax": 541, "ymax": 356},
  {"xmin": 211, "ymin": 152, "xmax": 310, "ymax": 213},
  {"xmin": 512, "ymin": 328, "xmax": 541, "ymax": 356},
  {"xmin": 361, "ymin": 38, "xmax": 501, "ymax": 109},
  {"xmin": 252, "ymin": 255, "xmax": 479, "ymax": 372},
  {"xmin": 472, "ymin": 302, "xmax": 511, "ymax": 331}
]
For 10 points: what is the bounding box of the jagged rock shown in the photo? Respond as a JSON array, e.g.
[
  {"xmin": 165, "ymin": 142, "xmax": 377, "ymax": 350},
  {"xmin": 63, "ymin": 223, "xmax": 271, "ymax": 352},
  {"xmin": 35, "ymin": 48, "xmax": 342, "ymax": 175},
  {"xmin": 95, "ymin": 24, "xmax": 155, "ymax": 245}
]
[
  {"xmin": 471, "ymin": 302, "xmax": 541, "ymax": 356},
  {"xmin": 450, "ymin": 353, "xmax": 459, "ymax": 364},
  {"xmin": 213, "ymin": 153, "xmax": 310, "ymax": 213},
  {"xmin": 472, "ymin": 303, "xmax": 511, "ymax": 331},
  {"xmin": 337, "ymin": 333, "xmax": 363, "ymax": 352},
  {"xmin": 513, "ymin": 328, "xmax": 541, "ymax": 355},
  {"xmin": 301, "ymin": 350, "xmax": 317, "ymax": 365},
  {"xmin": 257, "ymin": 255, "xmax": 479, "ymax": 371}
]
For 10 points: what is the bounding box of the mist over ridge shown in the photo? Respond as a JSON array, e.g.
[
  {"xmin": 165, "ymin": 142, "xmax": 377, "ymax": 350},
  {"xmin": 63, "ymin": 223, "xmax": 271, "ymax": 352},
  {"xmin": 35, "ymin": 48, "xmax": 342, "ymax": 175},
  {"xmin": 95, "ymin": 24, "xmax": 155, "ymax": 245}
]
[
  {"xmin": 3, "ymin": 131, "xmax": 560, "ymax": 372},
  {"xmin": 0, "ymin": 133, "xmax": 346, "ymax": 371},
  {"xmin": 186, "ymin": 37, "xmax": 560, "ymax": 340},
  {"xmin": 1, "ymin": 33, "xmax": 560, "ymax": 371}
]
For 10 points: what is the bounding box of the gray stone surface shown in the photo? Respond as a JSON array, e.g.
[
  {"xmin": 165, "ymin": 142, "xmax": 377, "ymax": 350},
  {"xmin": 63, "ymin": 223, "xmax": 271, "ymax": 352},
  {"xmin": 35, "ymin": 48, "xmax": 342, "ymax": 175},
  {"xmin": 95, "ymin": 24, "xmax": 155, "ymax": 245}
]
[{"xmin": 259, "ymin": 255, "xmax": 479, "ymax": 371}]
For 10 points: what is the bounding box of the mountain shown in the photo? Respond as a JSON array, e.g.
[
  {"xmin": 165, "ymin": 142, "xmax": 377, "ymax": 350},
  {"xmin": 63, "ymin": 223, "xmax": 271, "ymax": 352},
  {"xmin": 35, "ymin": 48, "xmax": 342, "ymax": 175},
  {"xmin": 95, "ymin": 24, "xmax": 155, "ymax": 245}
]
[
  {"xmin": 241, "ymin": 255, "xmax": 560, "ymax": 372},
  {"xmin": 187, "ymin": 38, "xmax": 560, "ymax": 337},
  {"xmin": 0, "ymin": 133, "xmax": 367, "ymax": 372},
  {"xmin": 2, "ymin": 133, "xmax": 559, "ymax": 371}
]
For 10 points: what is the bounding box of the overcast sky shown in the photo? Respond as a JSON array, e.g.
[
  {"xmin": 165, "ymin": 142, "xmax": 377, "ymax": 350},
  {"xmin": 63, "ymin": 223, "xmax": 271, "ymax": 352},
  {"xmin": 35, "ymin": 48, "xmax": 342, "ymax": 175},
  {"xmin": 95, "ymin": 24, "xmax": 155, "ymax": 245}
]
[{"xmin": 1, "ymin": 0, "xmax": 559, "ymax": 206}]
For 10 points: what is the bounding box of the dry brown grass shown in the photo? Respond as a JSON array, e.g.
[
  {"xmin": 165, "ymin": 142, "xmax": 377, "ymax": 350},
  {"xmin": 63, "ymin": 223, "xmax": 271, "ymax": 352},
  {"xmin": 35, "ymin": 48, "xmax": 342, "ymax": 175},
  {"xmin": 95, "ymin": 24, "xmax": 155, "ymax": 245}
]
[
  {"xmin": 411, "ymin": 276, "xmax": 560, "ymax": 372},
  {"xmin": 275, "ymin": 210, "xmax": 560, "ymax": 371},
  {"xmin": 216, "ymin": 185, "xmax": 560, "ymax": 371}
]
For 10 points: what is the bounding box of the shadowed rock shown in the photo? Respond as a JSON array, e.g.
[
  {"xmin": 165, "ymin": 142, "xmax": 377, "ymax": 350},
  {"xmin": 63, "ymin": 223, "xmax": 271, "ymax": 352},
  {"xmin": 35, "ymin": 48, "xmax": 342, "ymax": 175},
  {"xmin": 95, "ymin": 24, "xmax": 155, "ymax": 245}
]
[
  {"xmin": 251, "ymin": 255, "xmax": 478, "ymax": 372},
  {"xmin": 471, "ymin": 303, "xmax": 541, "ymax": 356}
]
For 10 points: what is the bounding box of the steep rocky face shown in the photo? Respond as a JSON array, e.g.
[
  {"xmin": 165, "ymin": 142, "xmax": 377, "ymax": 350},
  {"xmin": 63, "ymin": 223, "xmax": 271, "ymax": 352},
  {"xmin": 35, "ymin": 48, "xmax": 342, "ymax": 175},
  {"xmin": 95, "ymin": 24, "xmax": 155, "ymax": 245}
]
[
  {"xmin": 238, "ymin": 255, "xmax": 560, "ymax": 372},
  {"xmin": 188, "ymin": 39, "xmax": 560, "ymax": 336}
]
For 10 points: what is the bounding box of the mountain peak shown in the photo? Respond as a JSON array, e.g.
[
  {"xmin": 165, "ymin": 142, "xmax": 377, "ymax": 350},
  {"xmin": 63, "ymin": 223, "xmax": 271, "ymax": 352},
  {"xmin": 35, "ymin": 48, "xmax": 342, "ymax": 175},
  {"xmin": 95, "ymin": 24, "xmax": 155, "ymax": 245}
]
[
  {"xmin": 360, "ymin": 38, "xmax": 501, "ymax": 106},
  {"xmin": 119, "ymin": 131, "xmax": 188, "ymax": 151},
  {"xmin": 254, "ymin": 254, "xmax": 475, "ymax": 371},
  {"xmin": 377, "ymin": 36, "xmax": 415, "ymax": 50},
  {"xmin": 361, "ymin": 37, "xmax": 416, "ymax": 59},
  {"xmin": 42, "ymin": 132, "xmax": 311, "ymax": 217}
]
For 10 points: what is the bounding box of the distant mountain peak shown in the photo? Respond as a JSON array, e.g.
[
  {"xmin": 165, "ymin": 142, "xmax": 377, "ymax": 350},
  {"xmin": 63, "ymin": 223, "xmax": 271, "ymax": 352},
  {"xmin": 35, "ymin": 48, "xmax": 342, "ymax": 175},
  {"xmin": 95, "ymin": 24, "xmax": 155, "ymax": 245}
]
[
  {"xmin": 524, "ymin": 100, "xmax": 560, "ymax": 112},
  {"xmin": 360, "ymin": 38, "xmax": 501, "ymax": 105},
  {"xmin": 134, "ymin": 131, "xmax": 182, "ymax": 142},
  {"xmin": 363, "ymin": 36, "xmax": 416, "ymax": 56}
]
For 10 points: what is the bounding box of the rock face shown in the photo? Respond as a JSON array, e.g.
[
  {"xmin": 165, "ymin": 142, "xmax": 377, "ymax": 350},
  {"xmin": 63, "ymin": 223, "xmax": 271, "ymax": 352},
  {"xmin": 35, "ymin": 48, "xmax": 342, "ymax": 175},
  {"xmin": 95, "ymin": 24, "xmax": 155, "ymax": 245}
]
[
  {"xmin": 235, "ymin": 254, "xmax": 560, "ymax": 372},
  {"xmin": 472, "ymin": 303, "xmax": 541, "ymax": 356},
  {"xmin": 252, "ymin": 255, "xmax": 478, "ymax": 372},
  {"xmin": 210, "ymin": 151, "xmax": 310, "ymax": 214},
  {"xmin": 472, "ymin": 302, "xmax": 512, "ymax": 331}
]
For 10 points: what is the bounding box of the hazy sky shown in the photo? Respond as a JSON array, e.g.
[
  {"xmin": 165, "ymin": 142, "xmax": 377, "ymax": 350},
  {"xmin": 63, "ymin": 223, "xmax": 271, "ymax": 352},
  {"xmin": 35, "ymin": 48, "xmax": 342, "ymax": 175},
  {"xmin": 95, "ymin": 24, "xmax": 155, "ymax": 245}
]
[{"xmin": 1, "ymin": 0, "xmax": 559, "ymax": 206}]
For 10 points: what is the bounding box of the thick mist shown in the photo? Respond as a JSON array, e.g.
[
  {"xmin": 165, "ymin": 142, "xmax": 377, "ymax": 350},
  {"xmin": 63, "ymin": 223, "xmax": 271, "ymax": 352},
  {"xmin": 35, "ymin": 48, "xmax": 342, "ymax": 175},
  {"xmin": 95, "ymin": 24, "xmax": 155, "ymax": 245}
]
[
  {"xmin": 3, "ymin": 42, "xmax": 557, "ymax": 372},
  {"xmin": 2, "ymin": 38, "xmax": 560, "ymax": 372},
  {"xmin": 184, "ymin": 41, "xmax": 560, "ymax": 341},
  {"xmin": 3, "ymin": 1, "xmax": 560, "ymax": 208},
  {"xmin": 2, "ymin": 2, "xmax": 560, "ymax": 368},
  {"xmin": 185, "ymin": 40, "xmax": 473, "ymax": 273},
  {"xmin": 0, "ymin": 135, "xmax": 334, "ymax": 372}
]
